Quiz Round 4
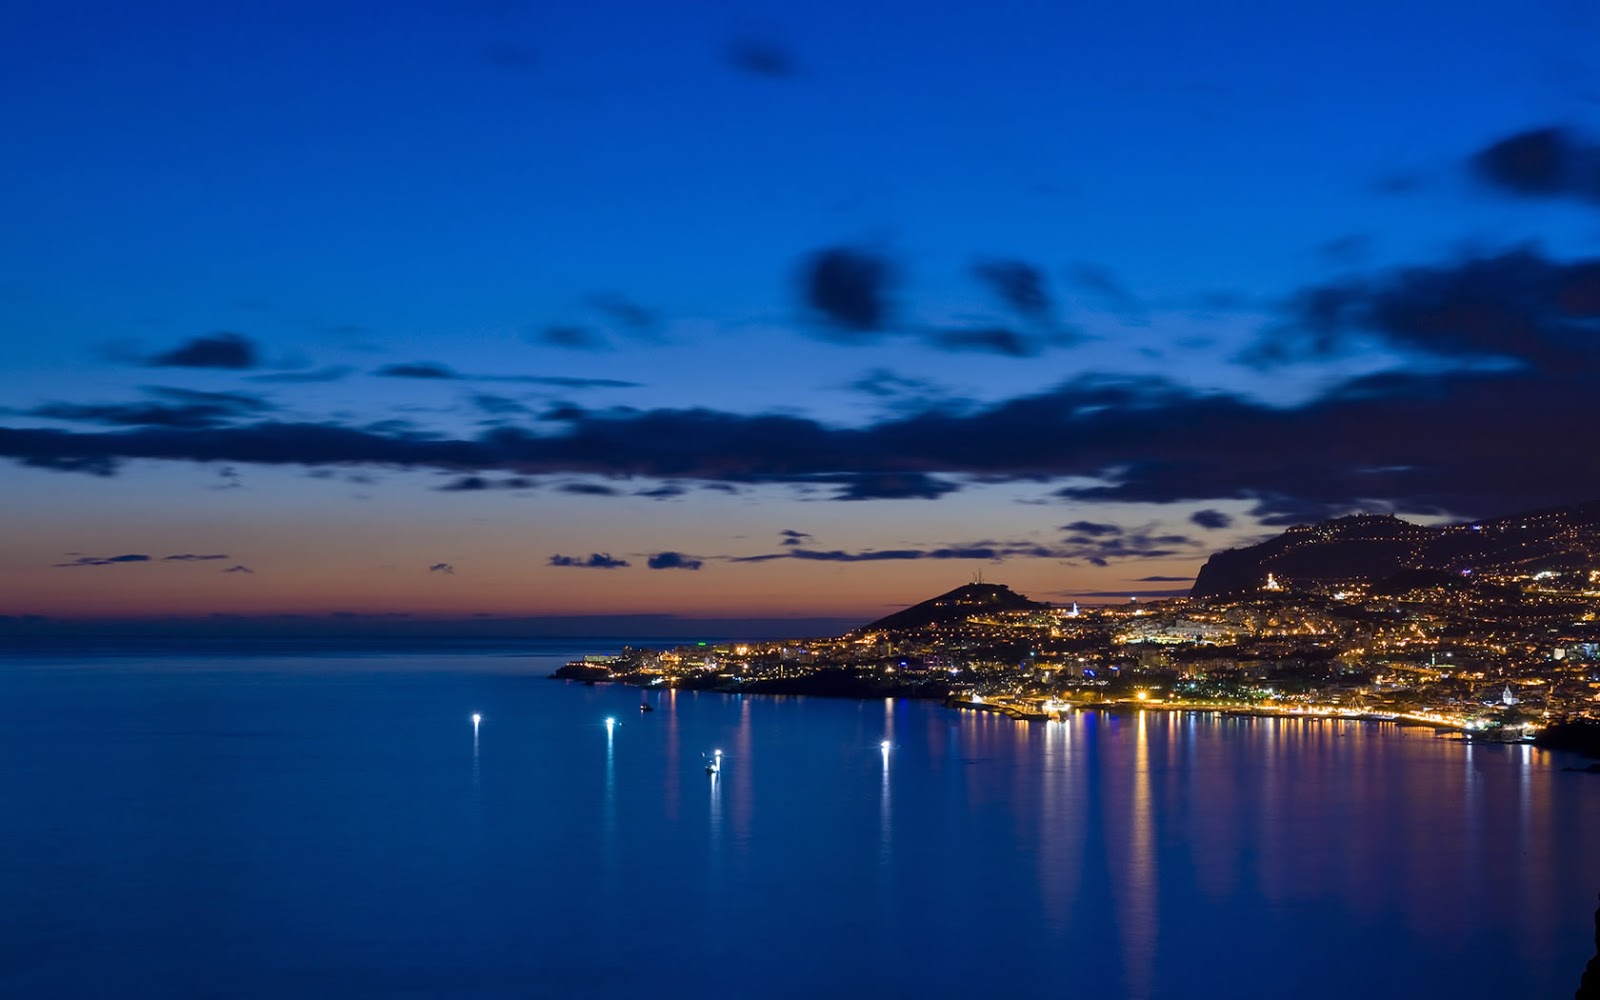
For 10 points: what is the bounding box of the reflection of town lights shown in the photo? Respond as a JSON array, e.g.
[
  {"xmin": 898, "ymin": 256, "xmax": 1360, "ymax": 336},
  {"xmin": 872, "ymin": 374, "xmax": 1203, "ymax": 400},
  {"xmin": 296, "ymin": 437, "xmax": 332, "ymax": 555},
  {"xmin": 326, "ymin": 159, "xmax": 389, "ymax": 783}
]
[
  {"xmin": 1136, "ymin": 690, "xmax": 1150, "ymax": 701},
  {"xmin": 472, "ymin": 713, "xmax": 481, "ymax": 725}
]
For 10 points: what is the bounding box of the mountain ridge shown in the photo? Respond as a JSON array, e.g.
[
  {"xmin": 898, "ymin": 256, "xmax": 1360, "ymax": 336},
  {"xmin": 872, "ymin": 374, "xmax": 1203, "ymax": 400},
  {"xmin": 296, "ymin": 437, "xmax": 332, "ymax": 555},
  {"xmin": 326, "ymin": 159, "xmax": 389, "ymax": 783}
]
[{"xmin": 1190, "ymin": 499, "xmax": 1600, "ymax": 598}]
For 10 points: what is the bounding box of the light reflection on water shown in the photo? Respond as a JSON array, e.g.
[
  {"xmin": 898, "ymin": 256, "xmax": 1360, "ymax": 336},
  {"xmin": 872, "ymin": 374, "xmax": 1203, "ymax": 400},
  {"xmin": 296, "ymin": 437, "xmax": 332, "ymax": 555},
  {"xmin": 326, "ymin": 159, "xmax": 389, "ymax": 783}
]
[{"xmin": 1, "ymin": 654, "xmax": 1597, "ymax": 1000}]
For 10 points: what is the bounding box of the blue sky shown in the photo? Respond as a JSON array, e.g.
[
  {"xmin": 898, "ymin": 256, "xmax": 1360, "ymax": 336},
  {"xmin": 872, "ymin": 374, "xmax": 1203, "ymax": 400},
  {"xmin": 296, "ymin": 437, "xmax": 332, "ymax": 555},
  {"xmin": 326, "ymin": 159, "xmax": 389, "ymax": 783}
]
[{"xmin": 3, "ymin": 0, "xmax": 1600, "ymax": 630}]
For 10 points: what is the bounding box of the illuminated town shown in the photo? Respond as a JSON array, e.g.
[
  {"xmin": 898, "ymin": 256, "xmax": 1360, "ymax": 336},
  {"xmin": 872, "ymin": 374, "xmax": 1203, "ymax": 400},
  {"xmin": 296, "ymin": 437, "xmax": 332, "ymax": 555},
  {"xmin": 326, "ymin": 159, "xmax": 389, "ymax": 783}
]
[{"xmin": 560, "ymin": 504, "xmax": 1600, "ymax": 746}]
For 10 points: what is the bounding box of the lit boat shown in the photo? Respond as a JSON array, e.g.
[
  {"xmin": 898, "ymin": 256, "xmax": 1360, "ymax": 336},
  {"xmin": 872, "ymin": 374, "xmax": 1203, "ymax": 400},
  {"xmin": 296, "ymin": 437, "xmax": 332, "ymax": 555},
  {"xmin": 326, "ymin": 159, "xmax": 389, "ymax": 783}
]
[
  {"xmin": 705, "ymin": 748, "xmax": 722, "ymax": 774},
  {"xmin": 640, "ymin": 703, "xmax": 654, "ymax": 713}
]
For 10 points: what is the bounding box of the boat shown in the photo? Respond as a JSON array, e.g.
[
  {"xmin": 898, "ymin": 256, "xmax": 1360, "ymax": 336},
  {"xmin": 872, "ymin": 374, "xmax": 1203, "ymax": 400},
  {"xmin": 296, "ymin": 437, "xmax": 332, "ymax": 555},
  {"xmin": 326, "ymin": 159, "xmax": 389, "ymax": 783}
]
[
  {"xmin": 705, "ymin": 749, "xmax": 723, "ymax": 774},
  {"xmin": 640, "ymin": 703, "xmax": 654, "ymax": 713}
]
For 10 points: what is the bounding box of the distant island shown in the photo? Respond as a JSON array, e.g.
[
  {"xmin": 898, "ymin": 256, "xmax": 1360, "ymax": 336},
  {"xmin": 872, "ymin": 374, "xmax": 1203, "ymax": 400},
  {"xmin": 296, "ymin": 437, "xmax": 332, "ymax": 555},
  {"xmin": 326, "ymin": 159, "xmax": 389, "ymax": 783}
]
[{"xmin": 555, "ymin": 499, "xmax": 1600, "ymax": 751}]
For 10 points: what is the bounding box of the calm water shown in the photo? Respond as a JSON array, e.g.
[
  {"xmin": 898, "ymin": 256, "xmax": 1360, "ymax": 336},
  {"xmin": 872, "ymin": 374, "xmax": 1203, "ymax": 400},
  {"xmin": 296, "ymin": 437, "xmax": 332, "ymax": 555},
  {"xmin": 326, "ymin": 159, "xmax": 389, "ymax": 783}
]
[{"xmin": 2, "ymin": 642, "xmax": 1598, "ymax": 999}]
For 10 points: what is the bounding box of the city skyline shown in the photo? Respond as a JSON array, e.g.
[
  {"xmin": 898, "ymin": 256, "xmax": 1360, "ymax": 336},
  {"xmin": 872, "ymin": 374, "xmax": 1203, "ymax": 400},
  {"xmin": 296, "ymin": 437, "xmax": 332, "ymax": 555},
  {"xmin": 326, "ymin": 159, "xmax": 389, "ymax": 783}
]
[{"xmin": 5, "ymin": 0, "xmax": 1600, "ymax": 630}]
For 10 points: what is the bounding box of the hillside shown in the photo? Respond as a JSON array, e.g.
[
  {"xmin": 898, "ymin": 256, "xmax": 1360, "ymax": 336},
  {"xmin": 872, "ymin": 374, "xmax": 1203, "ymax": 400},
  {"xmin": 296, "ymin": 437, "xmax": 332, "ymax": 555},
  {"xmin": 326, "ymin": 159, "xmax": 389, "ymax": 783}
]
[
  {"xmin": 857, "ymin": 582, "xmax": 1046, "ymax": 633},
  {"xmin": 1191, "ymin": 500, "xmax": 1600, "ymax": 597}
]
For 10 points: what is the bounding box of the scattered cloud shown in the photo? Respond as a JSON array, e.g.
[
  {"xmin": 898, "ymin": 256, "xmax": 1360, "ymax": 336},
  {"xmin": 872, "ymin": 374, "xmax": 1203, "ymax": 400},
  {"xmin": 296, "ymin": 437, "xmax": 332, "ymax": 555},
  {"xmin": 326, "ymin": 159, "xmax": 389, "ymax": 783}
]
[
  {"xmin": 470, "ymin": 394, "xmax": 533, "ymax": 417},
  {"xmin": 435, "ymin": 475, "xmax": 537, "ymax": 491},
  {"xmin": 1189, "ymin": 508, "xmax": 1233, "ymax": 530},
  {"xmin": 535, "ymin": 325, "xmax": 608, "ymax": 351},
  {"xmin": 647, "ymin": 551, "xmax": 703, "ymax": 570},
  {"xmin": 163, "ymin": 554, "xmax": 229, "ymax": 562},
  {"xmin": 428, "ymin": 562, "xmax": 455, "ymax": 574},
  {"xmin": 928, "ymin": 327, "xmax": 1038, "ymax": 357},
  {"xmin": 144, "ymin": 333, "xmax": 260, "ymax": 369},
  {"xmin": 780, "ymin": 529, "xmax": 812, "ymax": 546},
  {"xmin": 1252, "ymin": 246, "xmax": 1600, "ymax": 374},
  {"xmin": 972, "ymin": 259, "xmax": 1052, "ymax": 319},
  {"xmin": 249, "ymin": 366, "xmax": 354, "ymax": 384},
  {"xmin": 549, "ymin": 553, "xmax": 629, "ymax": 569},
  {"xmin": 375, "ymin": 364, "xmax": 638, "ymax": 388},
  {"xmin": 1134, "ymin": 575, "xmax": 1193, "ymax": 582},
  {"xmin": 1471, "ymin": 126, "xmax": 1600, "ymax": 204},
  {"xmin": 1066, "ymin": 262, "xmax": 1145, "ymax": 319},
  {"xmin": 635, "ymin": 483, "xmax": 686, "ymax": 499},
  {"xmin": 375, "ymin": 362, "xmax": 456, "ymax": 379},
  {"xmin": 30, "ymin": 387, "xmax": 272, "ymax": 430},
  {"xmin": 54, "ymin": 554, "xmax": 150, "ymax": 567},
  {"xmin": 587, "ymin": 293, "xmax": 659, "ymax": 335},
  {"xmin": 223, "ymin": 564, "xmax": 254, "ymax": 574},
  {"xmin": 802, "ymin": 246, "xmax": 894, "ymax": 333},
  {"xmin": 559, "ymin": 482, "xmax": 619, "ymax": 497},
  {"xmin": 1062, "ymin": 521, "xmax": 1122, "ymax": 537},
  {"xmin": 11, "ymin": 366, "xmax": 1600, "ymax": 518},
  {"xmin": 1055, "ymin": 526, "xmax": 1199, "ymax": 567}
]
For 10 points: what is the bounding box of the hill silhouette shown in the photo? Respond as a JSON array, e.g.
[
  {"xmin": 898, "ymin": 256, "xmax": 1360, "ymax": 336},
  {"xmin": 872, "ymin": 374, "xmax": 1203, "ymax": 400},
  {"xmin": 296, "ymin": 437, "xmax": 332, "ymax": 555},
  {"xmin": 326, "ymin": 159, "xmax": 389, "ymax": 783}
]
[
  {"xmin": 857, "ymin": 582, "xmax": 1046, "ymax": 632},
  {"xmin": 1191, "ymin": 501, "xmax": 1600, "ymax": 597}
]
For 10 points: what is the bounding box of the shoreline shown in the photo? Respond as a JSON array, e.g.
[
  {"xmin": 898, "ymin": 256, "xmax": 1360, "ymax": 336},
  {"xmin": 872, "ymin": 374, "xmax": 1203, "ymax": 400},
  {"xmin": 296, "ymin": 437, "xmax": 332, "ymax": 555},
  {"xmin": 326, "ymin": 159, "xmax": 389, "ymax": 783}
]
[{"xmin": 553, "ymin": 672, "xmax": 1555, "ymax": 749}]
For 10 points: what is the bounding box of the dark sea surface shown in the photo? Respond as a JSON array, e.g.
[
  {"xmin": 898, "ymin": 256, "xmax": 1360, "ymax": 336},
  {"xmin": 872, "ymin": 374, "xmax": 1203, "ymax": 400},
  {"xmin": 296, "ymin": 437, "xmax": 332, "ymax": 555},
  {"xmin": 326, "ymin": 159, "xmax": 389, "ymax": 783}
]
[{"xmin": 2, "ymin": 640, "xmax": 1598, "ymax": 999}]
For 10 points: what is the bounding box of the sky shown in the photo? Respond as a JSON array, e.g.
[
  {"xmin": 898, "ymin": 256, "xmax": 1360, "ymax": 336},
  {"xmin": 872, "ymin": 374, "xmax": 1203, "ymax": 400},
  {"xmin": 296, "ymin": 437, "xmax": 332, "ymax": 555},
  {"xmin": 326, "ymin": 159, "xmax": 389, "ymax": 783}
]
[{"xmin": 4, "ymin": 0, "xmax": 1600, "ymax": 634}]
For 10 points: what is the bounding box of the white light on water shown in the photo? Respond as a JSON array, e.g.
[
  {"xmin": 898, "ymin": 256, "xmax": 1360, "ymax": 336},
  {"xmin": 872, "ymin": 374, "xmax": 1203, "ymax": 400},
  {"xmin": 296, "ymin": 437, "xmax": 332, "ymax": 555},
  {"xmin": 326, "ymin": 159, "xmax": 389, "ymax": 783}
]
[
  {"xmin": 880, "ymin": 741, "xmax": 891, "ymax": 751},
  {"xmin": 471, "ymin": 714, "xmax": 482, "ymax": 726}
]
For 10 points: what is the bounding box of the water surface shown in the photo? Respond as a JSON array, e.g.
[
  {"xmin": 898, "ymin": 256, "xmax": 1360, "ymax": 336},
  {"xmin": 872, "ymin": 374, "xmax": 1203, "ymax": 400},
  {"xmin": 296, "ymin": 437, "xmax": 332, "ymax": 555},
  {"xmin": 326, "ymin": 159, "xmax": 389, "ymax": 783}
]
[{"xmin": 1, "ymin": 645, "xmax": 1596, "ymax": 998}]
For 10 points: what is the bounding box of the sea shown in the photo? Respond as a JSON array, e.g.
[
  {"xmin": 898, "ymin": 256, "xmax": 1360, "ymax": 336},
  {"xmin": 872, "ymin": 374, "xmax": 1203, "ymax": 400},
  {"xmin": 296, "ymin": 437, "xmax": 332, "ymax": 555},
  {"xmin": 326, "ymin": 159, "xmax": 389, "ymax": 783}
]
[{"xmin": 1, "ymin": 637, "xmax": 1597, "ymax": 999}]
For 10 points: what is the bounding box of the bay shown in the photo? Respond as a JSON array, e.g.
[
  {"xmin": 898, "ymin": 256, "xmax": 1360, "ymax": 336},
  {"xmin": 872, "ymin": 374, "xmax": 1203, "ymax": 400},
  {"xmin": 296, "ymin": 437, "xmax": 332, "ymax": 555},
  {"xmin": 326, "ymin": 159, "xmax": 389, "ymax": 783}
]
[{"xmin": 1, "ymin": 641, "xmax": 1596, "ymax": 998}]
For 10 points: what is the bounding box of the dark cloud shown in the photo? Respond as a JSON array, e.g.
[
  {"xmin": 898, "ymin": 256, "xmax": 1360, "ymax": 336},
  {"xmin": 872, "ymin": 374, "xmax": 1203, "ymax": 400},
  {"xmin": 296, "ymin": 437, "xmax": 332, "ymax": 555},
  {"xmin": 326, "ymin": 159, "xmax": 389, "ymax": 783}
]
[
  {"xmin": 11, "ymin": 366, "xmax": 1600, "ymax": 518},
  {"xmin": 733, "ymin": 547, "xmax": 1003, "ymax": 564},
  {"xmin": 635, "ymin": 483, "xmax": 686, "ymax": 499},
  {"xmin": 435, "ymin": 475, "xmax": 536, "ymax": 491},
  {"xmin": 822, "ymin": 472, "xmax": 960, "ymax": 501},
  {"xmin": 428, "ymin": 562, "xmax": 455, "ymax": 575},
  {"xmin": 1056, "ymin": 527, "xmax": 1198, "ymax": 567},
  {"xmin": 845, "ymin": 369, "xmax": 940, "ymax": 399},
  {"xmin": 972, "ymin": 259, "xmax": 1051, "ymax": 319},
  {"xmin": 1253, "ymin": 247, "xmax": 1600, "ymax": 373},
  {"xmin": 54, "ymin": 554, "xmax": 150, "ymax": 567},
  {"xmin": 647, "ymin": 551, "xmax": 703, "ymax": 570},
  {"xmin": 146, "ymin": 333, "xmax": 259, "ymax": 369},
  {"xmin": 1134, "ymin": 575, "xmax": 1193, "ymax": 582},
  {"xmin": 727, "ymin": 37, "xmax": 797, "ymax": 77},
  {"xmin": 928, "ymin": 327, "xmax": 1038, "ymax": 357},
  {"xmin": 1189, "ymin": 508, "xmax": 1233, "ymax": 530},
  {"xmin": 1075, "ymin": 588, "xmax": 1191, "ymax": 599},
  {"xmin": 802, "ymin": 246, "xmax": 893, "ymax": 333},
  {"xmin": 1062, "ymin": 521, "xmax": 1122, "ymax": 537},
  {"xmin": 376, "ymin": 362, "xmax": 456, "ymax": 379},
  {"xmin": 528, "ymin": 376, "xmax": 639, "ymax": 390},
  {"xmin": 1471, "ymin": 126, "xmax": 1600, "ymax": 203},
  {"xmin": 549, "ymin": 553, "xmax": 629, "ymax": 569},
  {"xmin": 222, "ymin": 565, "xmax": 254, "ymax": 574},
  {"xmin": 163, "ymin": 554, "xmax": 228, "ymax": 562},
  {"xmin": 559, "ymin": 482, "xmax": 619, "ymax": 497},
  {"xmin": 470, "ymin": 393, "xmax": 533, "ymax": 416},
  {"xmin": 536, "ymin": 325, "xmax": 608, "ymax": 351},
  {"xmin": 780, "ymin": 529, "xmax": 812, "ymax": 546},
  {"xmin": 377, "ymin": 364, "xmax": 637, "ymax": 389},
  {"xmin": 29, "ymin": 387, "xmax": 271, "ymax": 430},
  {"xmin": 540, "ymin": 403, "xmax": 587, "ymax": 422}
]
